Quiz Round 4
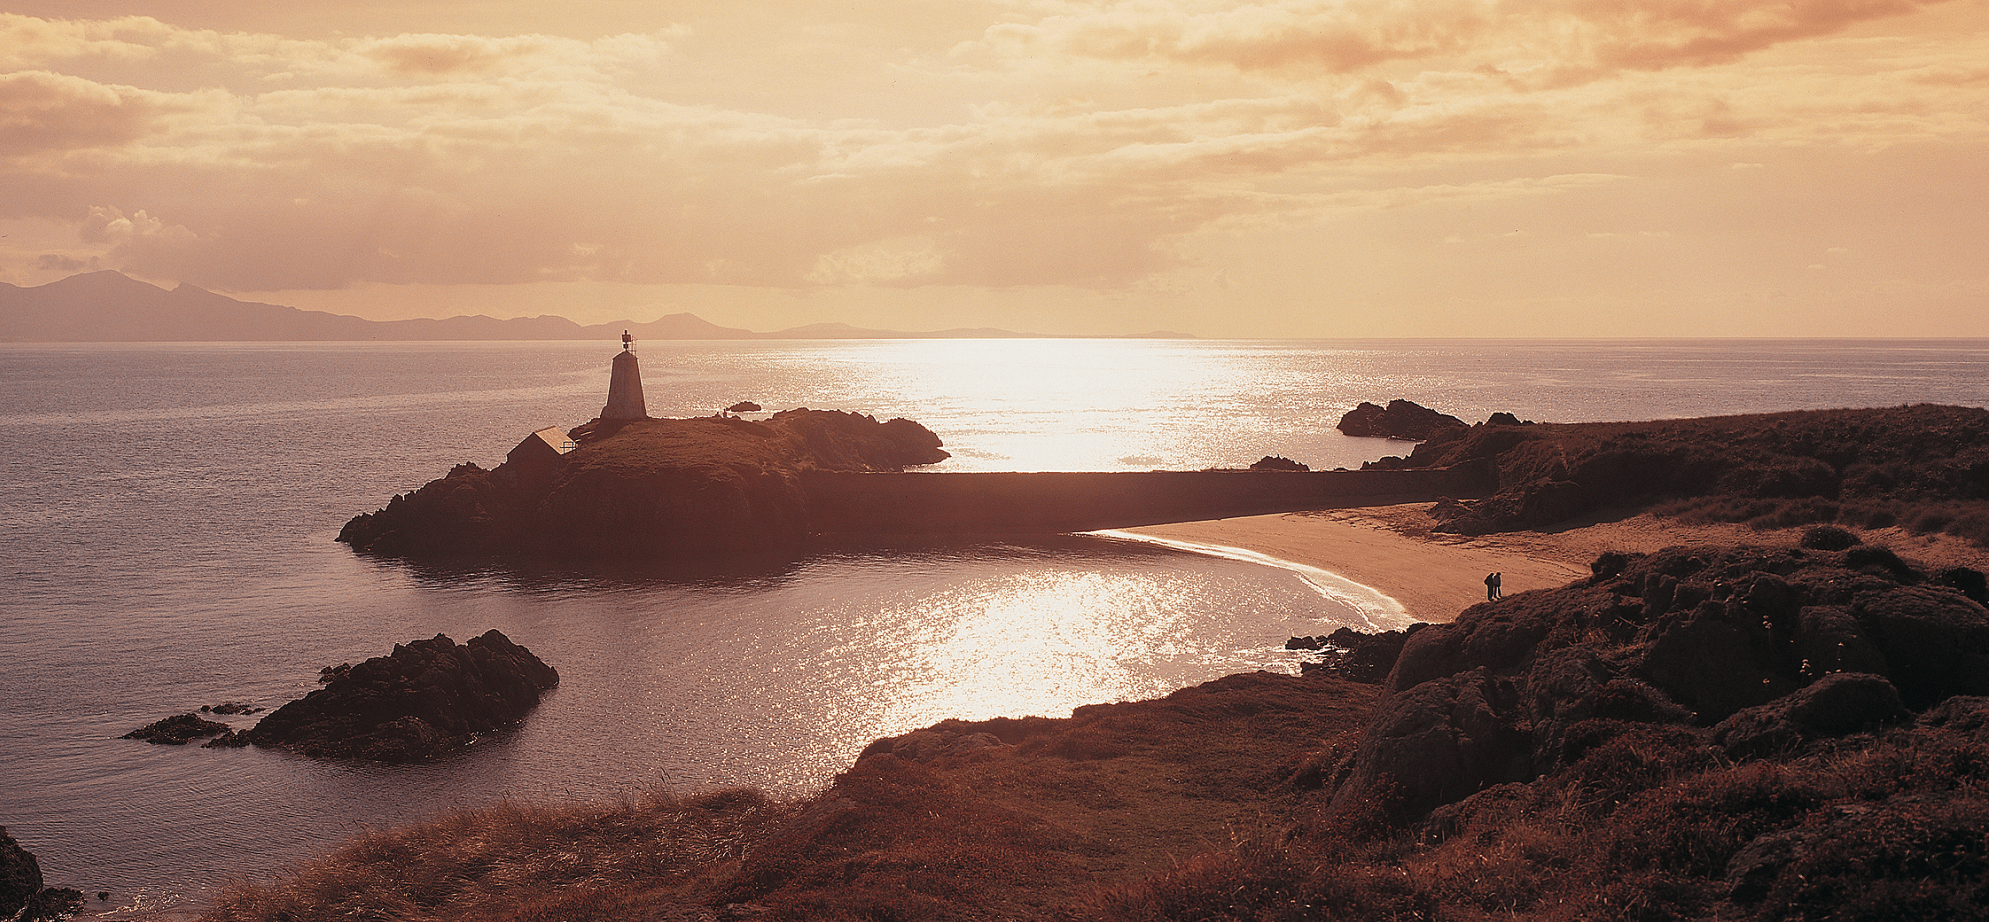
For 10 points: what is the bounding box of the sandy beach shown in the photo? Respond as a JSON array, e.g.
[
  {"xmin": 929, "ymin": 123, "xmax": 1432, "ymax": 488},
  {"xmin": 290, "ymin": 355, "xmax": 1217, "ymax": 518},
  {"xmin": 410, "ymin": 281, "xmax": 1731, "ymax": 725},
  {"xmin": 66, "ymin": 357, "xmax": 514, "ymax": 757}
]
[{"xmin": 1127, "ymin": 503, "xmax": 1986, "ymax": 625}]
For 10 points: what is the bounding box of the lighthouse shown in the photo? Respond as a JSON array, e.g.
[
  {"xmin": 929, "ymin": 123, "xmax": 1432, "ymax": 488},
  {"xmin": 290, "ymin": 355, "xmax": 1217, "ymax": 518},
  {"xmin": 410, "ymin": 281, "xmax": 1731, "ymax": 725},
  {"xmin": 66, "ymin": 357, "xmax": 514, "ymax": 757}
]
[{"xmin": 600, "ymin": 330, "xmax": 648, "ymax": 420}]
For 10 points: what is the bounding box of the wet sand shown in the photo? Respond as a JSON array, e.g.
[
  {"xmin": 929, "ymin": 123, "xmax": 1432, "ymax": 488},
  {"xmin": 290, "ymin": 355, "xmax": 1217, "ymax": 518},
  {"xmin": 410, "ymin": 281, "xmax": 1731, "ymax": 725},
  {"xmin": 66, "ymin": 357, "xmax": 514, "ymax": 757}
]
[{"xmin": 1126, "ymin": 503, "xmax": 1983, "ymax": 624}]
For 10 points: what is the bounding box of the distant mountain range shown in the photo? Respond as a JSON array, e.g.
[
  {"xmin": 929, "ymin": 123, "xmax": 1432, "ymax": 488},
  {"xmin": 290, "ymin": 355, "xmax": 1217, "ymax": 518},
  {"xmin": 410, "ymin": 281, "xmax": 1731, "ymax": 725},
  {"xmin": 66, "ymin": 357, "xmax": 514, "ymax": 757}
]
[{"xmin": 0, "ymin": 271, "xmax": 1190, "ymax": 342}]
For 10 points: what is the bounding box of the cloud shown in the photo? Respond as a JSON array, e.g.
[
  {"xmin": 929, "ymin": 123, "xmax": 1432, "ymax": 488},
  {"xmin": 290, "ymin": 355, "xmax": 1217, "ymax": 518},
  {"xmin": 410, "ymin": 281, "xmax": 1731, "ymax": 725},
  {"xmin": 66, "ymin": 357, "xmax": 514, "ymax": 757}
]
[
  {"xmin": 983, "ymin": 0, "xmax": 1946, "ymax": 85},
  {"xmin": 0, "ymin": 4, "xmax": 1977, "ymax": 298},
  {"xmin": 0, "ymin": 70, "xmax": 163, "ymax": 156},
  {"xmin": 36, "ymin": 253, "xmax": 95, "ymax": 273}
]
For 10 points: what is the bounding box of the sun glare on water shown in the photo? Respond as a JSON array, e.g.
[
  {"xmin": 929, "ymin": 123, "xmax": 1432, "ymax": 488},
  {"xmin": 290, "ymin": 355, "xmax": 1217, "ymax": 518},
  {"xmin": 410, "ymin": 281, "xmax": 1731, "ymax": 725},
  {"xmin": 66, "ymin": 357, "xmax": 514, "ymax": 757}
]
[{"xmin": 848, "ymin": 568, "xmax": 1221, "ymax": 733}]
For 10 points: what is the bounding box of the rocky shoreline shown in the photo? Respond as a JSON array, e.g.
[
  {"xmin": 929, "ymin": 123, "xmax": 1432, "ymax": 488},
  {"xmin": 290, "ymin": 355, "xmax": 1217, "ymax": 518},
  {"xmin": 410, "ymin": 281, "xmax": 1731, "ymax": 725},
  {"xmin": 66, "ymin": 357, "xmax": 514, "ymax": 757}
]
[{"xmin": 181, "ymin": 402, "xmax": 1986, "ymax": 921}]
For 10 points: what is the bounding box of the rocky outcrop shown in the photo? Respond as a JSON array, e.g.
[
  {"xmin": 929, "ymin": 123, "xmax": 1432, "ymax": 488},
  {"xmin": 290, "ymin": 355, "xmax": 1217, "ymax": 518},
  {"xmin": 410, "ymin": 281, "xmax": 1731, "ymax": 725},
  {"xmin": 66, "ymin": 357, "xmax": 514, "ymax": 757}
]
[
  {"xmin": 243, "ymin": 630, "xmax": 558, "ymax": 763},
  {"xmin": 339, "ymin": 409, "xmax": 950, "ymax": 558},
  {"xmin": 1326, "ymin": 543, "xmax": 1987, "ymax": 826},
  {"xmin": 0, "ymin": 828, "xmax": 81, "ymax": 922},
  {"xmin": 1361, "ymin": 404, "xmax": 1988, "ymax": 539},
  {"xmin": 122, "ymin": 712, "xmax": 231, "ymax": 745},
  {"xmin": 1249, "ymin": 455, "xmax": 1309, "ymax": 471},
  {"xmin": 1336, "ymin": 400, "xmax": 1468, "ymax": 441},
  {"xmin": 1712, "ymin": 672, "xmax": 1910, "ymax": 759},
  {"xmin": 1298, "ymin": 625, "xmax": 1419, "ymax": 684}
]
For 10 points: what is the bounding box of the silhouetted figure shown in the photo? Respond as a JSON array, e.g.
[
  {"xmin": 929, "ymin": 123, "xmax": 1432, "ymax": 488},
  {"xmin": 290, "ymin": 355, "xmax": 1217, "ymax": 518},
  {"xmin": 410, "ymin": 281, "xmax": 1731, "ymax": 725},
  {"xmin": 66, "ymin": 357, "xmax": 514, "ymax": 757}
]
[{"xmin": 1485, "ymin": 571, "xmax": 1502, "ymax": 601}]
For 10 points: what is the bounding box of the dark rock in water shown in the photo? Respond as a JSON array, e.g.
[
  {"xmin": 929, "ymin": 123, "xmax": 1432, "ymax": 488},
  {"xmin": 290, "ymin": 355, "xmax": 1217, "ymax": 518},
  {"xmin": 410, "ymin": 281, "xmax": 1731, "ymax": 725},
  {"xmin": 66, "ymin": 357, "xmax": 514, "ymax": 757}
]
[
  {"xmin": 245, "ymin": 629, "xmax": 558, "ymax": 763},
  {"xmin": 725, "ymin": 400, "xmax": 762, "ymax": 413},
  {"xmin": 1250, "ymin": 455, "xmax": 1309, "ymax": 471},
  {"xmin": 0, "ymin": 827, "xmax": 82, "ymax": 922},
  {"xmin": 203, "ymin": 728, "xmax": 252, "ymax": 749},
  {"xmin": 1301, "ymin": 626, "xmax": 1414, "ymax": 684},
  {"xmin": 1336, "ymin": 399, "xmax": 1468, "ymax": 441},
  {"xmin": 122, "ymin": 712, "xmax": 231, "ymax": 745},
  {"xmin": 202, "ymin": 701, "xmax": 263, "ymax": 715}
]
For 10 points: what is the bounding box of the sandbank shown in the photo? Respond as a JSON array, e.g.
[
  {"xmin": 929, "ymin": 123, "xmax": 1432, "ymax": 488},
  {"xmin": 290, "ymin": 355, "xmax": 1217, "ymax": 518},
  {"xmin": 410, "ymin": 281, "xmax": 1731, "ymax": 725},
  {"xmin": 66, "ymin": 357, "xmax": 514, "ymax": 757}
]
[{"xmin": 1124, "ymin": 503, "xmax": 1985, "ymax": 625}]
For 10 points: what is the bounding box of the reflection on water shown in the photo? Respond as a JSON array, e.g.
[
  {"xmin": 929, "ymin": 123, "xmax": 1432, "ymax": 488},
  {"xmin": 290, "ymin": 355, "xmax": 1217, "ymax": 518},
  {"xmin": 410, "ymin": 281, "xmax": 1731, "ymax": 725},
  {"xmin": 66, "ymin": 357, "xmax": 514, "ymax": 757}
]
[
  {"xmin": 4, "ymin": 337, "xmax": 1980, "ymax": 917},
  {"xmin": 6, "ymin": 534, "xmax": 1359, "ymax": 918}
]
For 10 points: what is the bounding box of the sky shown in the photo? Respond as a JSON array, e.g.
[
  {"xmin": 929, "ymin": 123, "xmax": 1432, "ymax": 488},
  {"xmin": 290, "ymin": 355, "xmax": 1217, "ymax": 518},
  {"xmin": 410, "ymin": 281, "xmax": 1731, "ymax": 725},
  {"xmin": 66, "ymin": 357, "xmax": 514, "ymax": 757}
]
[{"xmin": 1, "ymin": 0, "xmax": 1983, "ymax": 337}]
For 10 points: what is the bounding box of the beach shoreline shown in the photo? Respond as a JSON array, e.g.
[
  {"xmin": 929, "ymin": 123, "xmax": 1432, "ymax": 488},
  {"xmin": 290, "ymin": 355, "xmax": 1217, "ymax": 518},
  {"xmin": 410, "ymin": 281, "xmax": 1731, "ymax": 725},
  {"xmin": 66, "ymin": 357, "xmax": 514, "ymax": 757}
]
[{"xmin": 1125, "ymin": 502, "xmax": 1987, "ymax": 625}]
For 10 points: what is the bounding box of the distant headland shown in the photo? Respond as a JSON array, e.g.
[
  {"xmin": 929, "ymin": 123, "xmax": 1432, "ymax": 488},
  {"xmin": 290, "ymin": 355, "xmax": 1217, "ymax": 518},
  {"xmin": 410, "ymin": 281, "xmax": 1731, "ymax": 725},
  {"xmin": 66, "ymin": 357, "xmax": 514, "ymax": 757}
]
[{"xmin": 0, "ymin": 271, "xmax": 1192, "ymax": 342}]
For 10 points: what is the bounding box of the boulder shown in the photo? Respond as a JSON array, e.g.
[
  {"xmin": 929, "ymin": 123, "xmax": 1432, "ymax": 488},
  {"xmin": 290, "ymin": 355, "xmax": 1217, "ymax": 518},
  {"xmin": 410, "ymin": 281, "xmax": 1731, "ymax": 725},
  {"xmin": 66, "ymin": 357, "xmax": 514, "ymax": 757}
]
[
  {"xmin": 1336, "ymin": 399, "xmax": 1468, "ymax": 441},
  {"xmin": 0, "ymin": 828, "xmax": 81, "ymax": 922},
  {"xmin": 1636, "ymin": 601, "xmax": 1801, "ymax": 723},
  {"xmin": 1850, "ymin": 586, "xmax": 1990, "ymax": 708},
  {"xmin": 244, "ymin": 630, "xmax": 559, "ymax": 762},
  {"xmin": 1792, "ymin": 605, "xmax": 1890, "ymax": 678},
  {"xmin": 1329, "ymin": 666, "xmax": 1533, "ymax": 826},
  {"xmin": 1330, "ymin": 544, "xmax": 1986, "ymax": 827},
  {"xmin": 1712, "ymin": 673, "xmax": 1910, "ymax": 759}
]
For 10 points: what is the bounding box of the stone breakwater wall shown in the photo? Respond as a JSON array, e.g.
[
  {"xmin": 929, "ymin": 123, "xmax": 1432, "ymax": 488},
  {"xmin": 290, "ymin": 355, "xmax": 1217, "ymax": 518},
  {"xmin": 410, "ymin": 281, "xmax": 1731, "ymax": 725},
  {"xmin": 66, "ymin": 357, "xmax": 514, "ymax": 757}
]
[{"xmin": 802, "ymin": 464, "xmax": 1492, "ymax": 535}]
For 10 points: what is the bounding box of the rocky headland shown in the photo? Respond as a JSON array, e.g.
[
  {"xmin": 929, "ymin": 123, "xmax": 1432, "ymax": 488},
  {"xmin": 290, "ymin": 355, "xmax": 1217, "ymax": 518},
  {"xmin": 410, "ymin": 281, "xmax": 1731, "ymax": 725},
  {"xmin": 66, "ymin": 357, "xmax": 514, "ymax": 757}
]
[{"xmin": 337, "ymin": 409, "xmax": 949, "ymax": 557}]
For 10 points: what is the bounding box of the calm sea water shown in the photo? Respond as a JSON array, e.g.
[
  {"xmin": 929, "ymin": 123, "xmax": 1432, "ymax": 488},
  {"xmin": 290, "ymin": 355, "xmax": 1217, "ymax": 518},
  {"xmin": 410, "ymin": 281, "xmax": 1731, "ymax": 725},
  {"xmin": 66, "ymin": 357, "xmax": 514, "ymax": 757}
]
[{"xmin": 0, "ymin": 338, "xmax": 1982, "ymax": 918}]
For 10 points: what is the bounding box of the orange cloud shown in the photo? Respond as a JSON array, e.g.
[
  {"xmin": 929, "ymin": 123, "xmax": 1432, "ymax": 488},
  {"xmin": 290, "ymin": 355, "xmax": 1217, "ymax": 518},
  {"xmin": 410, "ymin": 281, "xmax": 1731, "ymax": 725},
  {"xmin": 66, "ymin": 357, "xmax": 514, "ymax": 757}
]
[
  {"xmin": 0, "ymin": 71, "xmax": 161, "ymax": 156},
  {"xmin": 0, "ymin": 0, "xmax": 1977, "ymax": 340},
  {"xmin": 989, "ymin": 0, "xmax": 1949, "ymax": 85}
]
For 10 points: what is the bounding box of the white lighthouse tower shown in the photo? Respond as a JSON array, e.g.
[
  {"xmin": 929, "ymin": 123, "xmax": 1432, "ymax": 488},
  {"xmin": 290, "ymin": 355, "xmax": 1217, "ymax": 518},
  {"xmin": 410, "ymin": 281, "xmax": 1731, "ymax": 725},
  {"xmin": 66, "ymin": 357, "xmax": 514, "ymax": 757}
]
[{"xmin": 600, "ymin": 330, "xmax": 648, "ymax": 420}]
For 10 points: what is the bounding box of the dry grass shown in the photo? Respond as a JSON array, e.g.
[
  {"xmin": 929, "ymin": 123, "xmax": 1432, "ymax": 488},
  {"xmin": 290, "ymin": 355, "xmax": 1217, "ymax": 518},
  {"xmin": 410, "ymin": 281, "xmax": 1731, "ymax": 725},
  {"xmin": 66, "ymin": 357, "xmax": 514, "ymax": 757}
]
[
  {"xmin": 1078, "ymin": 708, "xmax": 1986, "ymax": 922},
  {"xmin": 200, "ymin": 788, "xmax": 791, "ymax": 922},
  {"xmin": 189, "ymin": 667, "xmax": 1985, "ymax": 922}
]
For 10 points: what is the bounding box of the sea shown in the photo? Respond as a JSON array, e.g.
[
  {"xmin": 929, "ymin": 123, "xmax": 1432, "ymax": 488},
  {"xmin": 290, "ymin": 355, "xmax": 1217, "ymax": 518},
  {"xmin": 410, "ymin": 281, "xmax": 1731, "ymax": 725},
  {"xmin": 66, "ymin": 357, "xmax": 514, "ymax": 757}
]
[{"xmin": 0, "ymin": 337, "xmax": 1983, "ymax": 918}]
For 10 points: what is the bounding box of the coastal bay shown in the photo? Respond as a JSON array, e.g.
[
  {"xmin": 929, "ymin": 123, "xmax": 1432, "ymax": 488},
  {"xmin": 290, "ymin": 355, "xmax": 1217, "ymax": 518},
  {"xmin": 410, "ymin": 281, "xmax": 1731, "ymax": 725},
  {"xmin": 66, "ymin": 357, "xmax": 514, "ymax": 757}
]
[
  {"xmin": 2, "ymin": 338, "xmax": 1984, "ymax": 919},
  {"xmin": 1130, "ymin": 504, "xmax": 1990, "ymax": 625}
]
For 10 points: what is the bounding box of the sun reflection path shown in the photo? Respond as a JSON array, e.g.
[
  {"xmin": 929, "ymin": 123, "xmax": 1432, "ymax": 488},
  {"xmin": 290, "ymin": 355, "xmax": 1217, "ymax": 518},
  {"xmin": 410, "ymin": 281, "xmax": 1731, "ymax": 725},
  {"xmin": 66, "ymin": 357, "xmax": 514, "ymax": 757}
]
[
  {"xmin": 1090, "ymin": 530, "xmax": 1412, "ymax": 633},
  {"xmin": 864, "ymin": 568, "xmax": 1213, "ymax": 734}
]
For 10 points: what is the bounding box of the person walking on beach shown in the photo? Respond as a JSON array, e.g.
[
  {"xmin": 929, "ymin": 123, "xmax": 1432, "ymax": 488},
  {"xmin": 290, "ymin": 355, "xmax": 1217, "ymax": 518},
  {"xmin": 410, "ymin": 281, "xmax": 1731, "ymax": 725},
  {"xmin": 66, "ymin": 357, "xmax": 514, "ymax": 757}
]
[{"xmin": 1485, "ymin": 571, "xmax": 1502, "ymax": 601}]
